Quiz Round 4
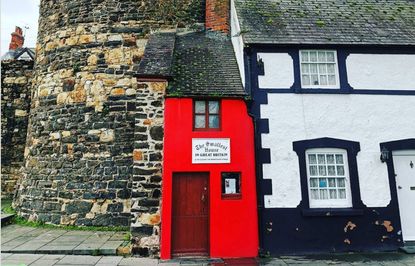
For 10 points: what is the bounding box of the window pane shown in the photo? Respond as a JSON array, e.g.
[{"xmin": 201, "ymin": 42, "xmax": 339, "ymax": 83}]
[
  {"xmin": 327, "ymin": 64, "xmax": 335, "ymax": 74},
  {"xmin": 328, "ymin": 75, "xmax": 336, "ymax": 85},
  {"xmin": 319, "ymin": 178, "xmax": 327, "ymax": 188},
  {"xmin": 195, "ymin": 115, "xmax": 205, "ymax": 128},
  {"xmin": 337, "ymin": 166, "xmax": 345, "ymax": 176},
  {"xmin": 320, "ymin": 75, "xmax": 327, "ymax": 85},
  {"xmin": 318, "ymin": 52, "xmax": 326, "ymax": 62},
  {"xmin": 309, "ymin": 166, "xmax": 318, "ymax": 176},
  {"xmin": 208, "ymin": 115, "xmax": 219, "ymax": 128},
  {"xmin": 335, "ymin": 154, "xmax": 344, "ymax": 164},
  {"xmin": 310, "ymin": 51, "xmax": 317, "ymax": 62},
  {"xmin": 328, "ymin": 166, "xmax": 336, "ymax": 176},
  {"xmin": 328, "ymin": 178, "xmax": 336, "ymax": 187},
  {"xmin": 310, "ymin": 189, "xmax": 319, "ymax": 199},
  {"xmin": 302, "ymin": 75, "xmax": 310, "ymax": 86},
  {"xmin": 311, "ymin": 75, "xmax": 319, "ymax": 85},
  {"xmin": 327, "ymin": 154, "xmax": 335, "ymax": 164},
  {"xmin": 195, "ymin": 101, "xmax": 205, "ymax": 113},
  {"xmin": 337, "ymin": 178, "xmax": 346, "ymax": 187},
  {"xmin": 301, "ymin": 51, "xmax": 309, "ymax": 62},
  {"xmin": 318, "ymin": 166, "xmax": 326, "ymax": 176},
  {"xmin": 208, "ymin": 101, "xmax": 219, "ymax": 114},
  {"xmin": 310, "ymin": 64, "xmax": 318, "ymax": 73},
  {"xmin": 327, "ymin": 52, "xmax": 335, "ymax": 62},
  {"xmin": 338, "ymin": 189, "xmax": 346, "ymax": 199},
  {"xmin": 320, "ymin": 189, "xmax": 328, "ymax": 199},
  {"xmin": 318, "ymin": 154, "xmax": 326, "ymax": 164},
  {"xmin": 301, "ymin": 63, "xmax": 309, "ymax": 73},
  {"xmin": 318, "ymin": 64, "xmax": 327, "ymax": 74},
  {"xmin": 310, "ymin": 178, "xmax": 318, "ymax": 187},
  {"xmin": 329, "ymin": 189, "xmax": 337, "ymax": 199},
  {"xmin": 308, "ymin": 154, "xmax": 317, "ymax": 164}
]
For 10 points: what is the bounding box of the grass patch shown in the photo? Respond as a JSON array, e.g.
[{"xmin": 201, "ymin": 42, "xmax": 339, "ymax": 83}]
[
  {"xmin": 1, "ymin": 199, "xmax": 16, "ymax": 214},
  {"xmin": 11, "ymin": 216, "xmax": 129, "ymax": 232}
]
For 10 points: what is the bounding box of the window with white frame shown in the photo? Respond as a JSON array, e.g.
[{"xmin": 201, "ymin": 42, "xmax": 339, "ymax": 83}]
[
  {"xmin": 300, "ymin": 50, "xmax": 339, "ymax": 88},
  {"xmin": 306, "ymin": 148, "xmax": 352, "ymax": 208}
]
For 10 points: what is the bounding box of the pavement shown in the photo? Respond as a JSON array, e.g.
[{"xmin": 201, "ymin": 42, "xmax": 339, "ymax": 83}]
[{"xmin": 1, "ymin": 225, "xmax": 415, "ymax": 266}]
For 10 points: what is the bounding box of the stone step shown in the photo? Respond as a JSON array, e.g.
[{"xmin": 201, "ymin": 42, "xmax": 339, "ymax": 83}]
[{"xmin": 0, "ymin": 213, "xmax": 15, "ymax": 226}]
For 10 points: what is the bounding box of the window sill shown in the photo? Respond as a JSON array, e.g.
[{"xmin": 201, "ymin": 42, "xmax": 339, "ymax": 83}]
[
  {"xmin": 302, "ymin": 208, "xmax": 364, "ymax": 217},
  {"xmin": 221, "ymin": 194, "xmax": 242, "ymax": 200}
]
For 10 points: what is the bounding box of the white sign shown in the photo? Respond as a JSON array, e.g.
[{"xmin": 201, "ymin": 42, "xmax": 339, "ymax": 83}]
[
  {"xmin": 225, "ymin": 178, "xmax": 236, "ymax": 194},
  {"xmin": 192, "ymin": 138, "xmax": 230, "ymax": 164}
]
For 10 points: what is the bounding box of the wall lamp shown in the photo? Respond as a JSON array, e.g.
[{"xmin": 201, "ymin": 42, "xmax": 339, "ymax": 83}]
[{"xmin": 380, "ymin": 147, "xmax": 389, "ymax": 163}]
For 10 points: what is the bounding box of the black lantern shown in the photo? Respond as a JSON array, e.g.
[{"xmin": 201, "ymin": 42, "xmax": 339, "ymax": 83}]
[{"xmin": 380, "ymin": 147, "xmax": 389, "ymax": 163}]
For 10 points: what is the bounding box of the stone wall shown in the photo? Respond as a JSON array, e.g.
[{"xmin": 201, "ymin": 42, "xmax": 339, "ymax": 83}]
[
  {"xmin": 1, "ymin": 59, "xmax": 33, "ymax": 199},
  {"xmin": 13, "ymin": 0, "xmax": 205, "ymax": 257}
]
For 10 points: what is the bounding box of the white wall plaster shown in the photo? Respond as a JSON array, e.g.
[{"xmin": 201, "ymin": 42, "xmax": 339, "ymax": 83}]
[
  {"xmin": 261, "ymin": 94, "xmax": 415, "ymax": 208},
  {"xmin": 257, "ymin": 53, "xmax": 294, "ymax": 89},
  {"xmin": 347, "ymin": 54, "xmax": 415, "ymax": 90},
  {"xmin": 230, "ymin": 0, "xmax": 245, "ymax": 87}
]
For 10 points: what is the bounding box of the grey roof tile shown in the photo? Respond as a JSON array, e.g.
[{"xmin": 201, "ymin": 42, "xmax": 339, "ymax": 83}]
[{"xmin": 234, "ymin": 0, "xmax": 415, "ymax": 45}]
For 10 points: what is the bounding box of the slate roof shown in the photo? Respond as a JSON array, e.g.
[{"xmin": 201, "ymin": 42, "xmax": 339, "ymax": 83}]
[
  {"xmin": 234, "ymin": 0, "xmax": 415, "ymax": 45},
  {"xmin": 136, "ymin": 32, "xmax": 176, "ymax": 78},
  {"xmin": 168, "ymin": 32, "xmax": 246, "ymax": 97},
  {"xmin": 1, "ymin": 47, "xmax": 35, "ymax": 61}
]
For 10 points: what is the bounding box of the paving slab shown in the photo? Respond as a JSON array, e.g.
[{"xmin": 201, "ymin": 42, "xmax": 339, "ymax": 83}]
[
  {"xmin": 55, "ymin": 254, "xmax": 101, "ymax": 265},
  {"xmin": 1, "ymin": 253, "xmax": 44, "ymax": 265},
  {"xmin": 96, "ymin": 256, "xmax": 123, "ymax": 265},
  {"xmin": 118, "ymin": 257, "xmax": 158, "ymax": 266}
]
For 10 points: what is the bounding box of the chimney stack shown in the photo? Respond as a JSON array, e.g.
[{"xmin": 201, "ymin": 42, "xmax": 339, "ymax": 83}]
[
  {"xmin": 9, "ymin": 26, "xmax": 24, "ymax": 50},
  {"xmin": 205, "ymin": 0, "xmax": 230, "ymax": 34}
]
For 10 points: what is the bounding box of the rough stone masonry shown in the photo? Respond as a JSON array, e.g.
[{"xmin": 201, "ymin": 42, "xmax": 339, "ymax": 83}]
[{"xmin": 12, "ymin": 0, "xmax": 205, "ymax": 257}]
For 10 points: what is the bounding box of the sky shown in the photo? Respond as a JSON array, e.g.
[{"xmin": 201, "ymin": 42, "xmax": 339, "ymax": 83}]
[{"xmin": 1, "ymin": 0, "xmax": 40, "ymax": 55}]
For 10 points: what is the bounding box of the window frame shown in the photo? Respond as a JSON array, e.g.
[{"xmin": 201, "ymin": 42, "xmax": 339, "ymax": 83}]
[
  {"xmin": 299, "ymin": 50, "xmax": 340, "ymax": 89},
  {"xmin": 305, "ymin": 148, "xmax": 353, "ymax": 208},
  {"xmin": 193, "ymin": 99, "xmax": 221, "ymax": 131}
]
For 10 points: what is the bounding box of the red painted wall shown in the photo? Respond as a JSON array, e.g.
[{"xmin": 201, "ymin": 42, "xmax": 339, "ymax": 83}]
[{"xmin": 161, "ymin": 98, "xmax": 258, "ymax": 259}]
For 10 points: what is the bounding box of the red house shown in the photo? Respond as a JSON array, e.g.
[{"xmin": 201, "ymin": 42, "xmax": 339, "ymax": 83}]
[{"xmin": 161, "ymin": 32, "xmax": 258, "ymax": 259}]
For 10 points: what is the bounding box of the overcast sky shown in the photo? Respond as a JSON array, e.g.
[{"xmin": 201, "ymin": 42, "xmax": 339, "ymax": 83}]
[{"xmin": 1, "ymin": 0, "xmax": 40, "ymax": 55}]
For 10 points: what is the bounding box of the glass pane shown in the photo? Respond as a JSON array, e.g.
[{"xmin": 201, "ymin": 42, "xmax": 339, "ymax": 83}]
[
  {"xmin": 328, "ymin": 75, "xmax": 336, "ymax": 85},
  {"xmin": 302, "ymin": 75, "xmax": 310, "ymax": 86},
  {"xmin": 308, "ymin": 154, "xmax": 317, "ymax": 164},
  {"xmin": 195, "ymin": 115, "xmax": 205, "ymax": 128},
  {"xmin": 310, "ymin": 64, "xmax": 318, "ymax": 73},
  {"xmin": 195, "ymin": 101, "xmax": 205, "ymax": 113},
  {"xmin": 337, "ymin": 166, "xmax": 345, "ymax": 176},
  {"xmin": 328, "ymin": 165, "xmax": 336, "ymax": 176},
  {"xmin": 318, "ymin": 166, "xmax": 326, "ymax": 176},
  {"xmin": 335, "ymin": 154, "xmax": 344, "ymax": 164},
  {"xmin": 301, "ymin": 51, "xmax": 309, "ymax": 62},
  {"xmin": 319, "ymin": 178, "xmax": 327, "ymax": 188},
  {"xmin": 327, "ymin": 52, "xmax": 335, "ymax": 62},
  {"xmin": 318, "ymin": 154, "xmax": 326, "ymax": 164},
  {"xmin": 318, "ymin": 64, "xmax": 327, "ymax": 74},
  {"xmin": 208, "ymin": 101, "xmax": 219, "ymax": 114},
  {"xmin": 301, "ymin": 63, "xmax": 309, "ymax": 73},
  {"xmin": 310, "ymin": 178, "xmax": 318, "ymax": 187},
  {"xmin": 318, "ymin": 52, "xmax": 326, "ymax": 62},
  {"xmin": 329, "ymin": 189, "xmax": 337, "ymax": 199},
  {"xmin": 338, "ymin": 189, "xmax": 346, "ymax": 199},
  {"xmin": 320, "ymin": 189, "xmax": 328, "ymax": 199},
  {"xmin": 327, "ymin": 154, "xmax": 335, "ymax": 164},
  {"xmin": 310, "ymin": 189, "xmax": 319, "ymax": 199},
  {"xmin": 309, "ymin": 166, "xmax": 318, "ymax": 176},
  {"xmin": 327, "ymin": 64, "xmax": 335, "ymax": 74},
  {"xmin": 320, "ymin": 75, "xmax": 327, "ymax": 85},
  {"xmin": 310, "ymin": 51, "xmax": 317, "ymax": 62},
  {"xmin": 208, "ymin": 115, "xmax": 219, "ymax": 128},
  {"xmin": 311, "ymin": 75, "xmax": 319, "ymax": 85},
  {"xmin": 337, "ymin": 178, "xmax": 346, "ymax": 187},
  {"xmin": 328, "ymin": 178, "xmax": 336, "ymax": 187}
]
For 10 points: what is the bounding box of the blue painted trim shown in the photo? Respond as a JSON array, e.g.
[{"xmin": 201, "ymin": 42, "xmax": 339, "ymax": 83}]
[
  {"xmin": 302, "ymin": 208, "xmax": 364, "ymax": 217},
  {"xmin": 252, "ymin": 46, "xmax": 415, "ymax": 95},
  {"xmin": 292, "ymin": 137, "xmax": 365, "ymax": 210}
]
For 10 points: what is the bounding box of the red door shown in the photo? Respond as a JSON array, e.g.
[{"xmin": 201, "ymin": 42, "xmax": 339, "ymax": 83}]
[{"xmin": 172, "ymin": 172, "xmax": 209, "ymax": 257}]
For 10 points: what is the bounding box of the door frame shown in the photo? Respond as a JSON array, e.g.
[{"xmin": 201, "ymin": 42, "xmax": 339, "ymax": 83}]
[
  {"xmin": 171, "ymin": 172, "xmax": 210, "ymax": 257},
  {"xmin": 380, "ymin": 138, "xmax": 415, "ymax": 242}
]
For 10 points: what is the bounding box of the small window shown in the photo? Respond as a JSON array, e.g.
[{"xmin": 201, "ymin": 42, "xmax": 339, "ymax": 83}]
[
  {"xmin": 300, "ymin": 50, "xmax": 339, "ymax": 88},
  {"xmin": 194, "ymin": 100, "xmax": 220, "ymax": 130},
  {"xmin": 306, "ymin": 148, "xmax": 352, "ymax": 208},
  {"xmin": 221, "ymin": 172, "xmax": 241, "ymax": 199}
]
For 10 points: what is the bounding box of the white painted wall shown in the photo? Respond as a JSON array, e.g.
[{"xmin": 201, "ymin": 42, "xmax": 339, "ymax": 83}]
[
  {"xmin": 257, "ymin": 53, "xmax": 294, "ymax": 89},
  {"xmin": 230, "ymin": 0, "xmax": 245, "ymax": 87},
  {"xmin": 261, "ymin": 94, "xmax": 415, "ymax": 208},
  {"xmin": 347, "ymin": 54, "xmax": 415, "ymax": 90}
]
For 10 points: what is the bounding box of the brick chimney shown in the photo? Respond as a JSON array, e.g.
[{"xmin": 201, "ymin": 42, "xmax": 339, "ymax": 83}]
[
  {"xmin": 9, "ymin": 26, "xmax": 24, "ymax": 50},
  {"xmin": 205, "ymin": 0, "xmax": 230, "ymax": 34}
]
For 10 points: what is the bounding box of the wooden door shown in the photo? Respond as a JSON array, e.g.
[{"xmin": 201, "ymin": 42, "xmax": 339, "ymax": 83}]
[{"xmin": 172, "ymin": 172, "xmax": 209, "ymax": 257}]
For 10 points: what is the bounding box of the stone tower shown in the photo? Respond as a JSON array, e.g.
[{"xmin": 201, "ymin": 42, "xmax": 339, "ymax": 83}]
[{"xmin": 13, "ymin": 0, "xmax": 204, "ymax": 256}]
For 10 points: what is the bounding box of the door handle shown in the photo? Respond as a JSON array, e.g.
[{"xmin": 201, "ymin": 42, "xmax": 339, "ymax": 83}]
[
  {"xmin": 398, "ymin": 186, "xmax": 402, "ymax": 189},
  {"xmin": 201, "ymin": 194, "xmax": 205, "ymax": 201}
]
